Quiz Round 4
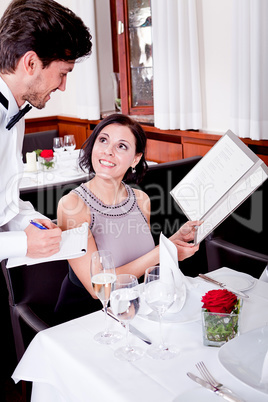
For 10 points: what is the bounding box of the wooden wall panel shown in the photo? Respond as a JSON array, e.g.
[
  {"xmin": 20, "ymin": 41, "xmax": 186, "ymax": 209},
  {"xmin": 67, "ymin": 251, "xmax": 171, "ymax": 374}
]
[
  {"xmin": 182, "ymin": 137, "xmax": 217, "ymax": 158},
  {"xmin": 25, "ymin": 117, "xmax": 58, "ymax": 134},
  {"xmin": 25, "ymin": 116, "xmax": 268, "ymax": 165},
  {"xmin": 183, "ymin": 143, "xmax": 212, "ymax": 158},
  {"xmin": 258, "ymin": 154, "xmax": 268, "ymax": 165},
  {"xmin": 145, "ymin": 139, "xmax": 182, "ymax": 163},
  {"xmin": 57, "ymin": 123, "xmax": 88, "ymax": 149}
]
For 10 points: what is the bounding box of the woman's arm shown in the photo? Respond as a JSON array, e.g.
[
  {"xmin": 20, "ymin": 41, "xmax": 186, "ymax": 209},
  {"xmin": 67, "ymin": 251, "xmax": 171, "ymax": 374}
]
[
  {"xmin": 57, "ymin": 192, "xmax": 99, "ymax": 297},
  {"xmin": 57, "ymin": 189, "xmax": 201, "ymax": 293}
]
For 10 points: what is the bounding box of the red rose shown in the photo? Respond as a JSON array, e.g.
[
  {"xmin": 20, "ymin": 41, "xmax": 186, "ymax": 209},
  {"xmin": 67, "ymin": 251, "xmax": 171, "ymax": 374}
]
[
  {"xmin": 201, "ymin": 289, "xmax": 237, "ymax": 314},
  {"xmin": 40, "ymin": 149, "xmax": 54, "ymax": 160}
]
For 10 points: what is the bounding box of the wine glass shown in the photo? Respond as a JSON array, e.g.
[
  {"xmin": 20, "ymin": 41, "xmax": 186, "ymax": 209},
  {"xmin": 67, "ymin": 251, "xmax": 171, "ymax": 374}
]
[
  {"xmin": 144, "ymin": 265, "xmax": 179, "ymax": 359},
  {"xmin": 90, "ymin": 250, "xmax": 122, "ymax": 344},
  {"xmin": 53, "ymin": 137, "xmax": 64, "ymax": 153},
  {"xmin": 110, "ymin": 274, "xmax": 144, "ymax": 362},
  {"xmin": 64, "ymin": 135, "xmax": 76, "ymax": 154}
]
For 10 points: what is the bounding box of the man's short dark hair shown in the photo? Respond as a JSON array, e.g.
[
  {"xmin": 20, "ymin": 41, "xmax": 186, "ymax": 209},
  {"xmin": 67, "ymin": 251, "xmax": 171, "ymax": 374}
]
[{"xmin": 0, "ymin": 0, "xmax": 92, "ymax": 73}]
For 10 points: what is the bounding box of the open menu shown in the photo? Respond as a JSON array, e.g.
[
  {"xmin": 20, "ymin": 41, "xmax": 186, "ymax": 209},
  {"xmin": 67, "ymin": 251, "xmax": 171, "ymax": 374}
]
[
  {"xmin": 7, "ymin": 222, "xmax": 89, "ymax": 268},
  {"xmin": 170, "ymin": 130, "xmax": 268, "ymax": 245}
]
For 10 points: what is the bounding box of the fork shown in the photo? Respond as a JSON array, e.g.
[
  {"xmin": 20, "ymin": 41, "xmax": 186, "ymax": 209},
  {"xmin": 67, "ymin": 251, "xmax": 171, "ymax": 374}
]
[
  {"xmin": 196, "ymin": 361, "xmax": 224, "ymax": 389},
  {"xmin": 196, "ymin": 361, "xmax": 246, "ymax": 402}
]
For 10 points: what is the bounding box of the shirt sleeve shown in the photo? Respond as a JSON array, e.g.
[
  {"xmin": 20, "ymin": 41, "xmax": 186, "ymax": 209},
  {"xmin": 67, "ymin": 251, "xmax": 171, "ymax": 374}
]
[
  {"xmin": 0, "ymin": 230, "xmax": 27, "ymax": 260},
  {"xmin": 0, "ymin": 199, "xmax": 48, "ymax": 261},
  {"xmin": 4, "ymin": 198, "xmax": 47, "ymax": 231}
]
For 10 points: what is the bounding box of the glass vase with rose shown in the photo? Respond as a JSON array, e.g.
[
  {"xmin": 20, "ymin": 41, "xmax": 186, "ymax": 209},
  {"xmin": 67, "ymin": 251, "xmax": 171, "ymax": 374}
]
[
  {"xmin": 201, "ymin": 289, "xmax": 242, "ymax": 347},
  {"xmin": 36, "ymin": 149, "xmax": 55, "ymax": 171}
]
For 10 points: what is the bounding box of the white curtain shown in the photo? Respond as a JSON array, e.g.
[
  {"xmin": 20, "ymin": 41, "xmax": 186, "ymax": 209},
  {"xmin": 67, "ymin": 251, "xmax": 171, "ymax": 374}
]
[
  {"xmin": 69, "ymin": 0, "xmax": 100, "ymax": 120},
  {"xmin": 151, "ymin": 0, "xmax": 202, "ymax": 130},
  {"xmin": 231, "ymin": 0, "xmax": 268, "ymax": 140}
]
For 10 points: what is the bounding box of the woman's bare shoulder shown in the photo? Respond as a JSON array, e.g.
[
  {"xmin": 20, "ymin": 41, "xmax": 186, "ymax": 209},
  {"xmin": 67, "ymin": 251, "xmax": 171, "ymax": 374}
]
[
  {"xmin": 58, "ymin": 190, "xmax": 84, "ymax": 210},
  {"xmin": 57, "ymin": 189, "xmax": 90, "ymax": 229},
  {"xmin": 132, "ymin": 187, "xmax": 150, "ymax": 218},
  {"xmin": 132, "ymin": 187, "xmax": 150, "ymax": 203}
]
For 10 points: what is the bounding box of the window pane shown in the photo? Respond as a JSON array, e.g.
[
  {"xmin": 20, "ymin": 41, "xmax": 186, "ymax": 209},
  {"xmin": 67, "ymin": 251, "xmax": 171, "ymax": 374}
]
[
  {"xmin": 128, "ymin": 0, "xmax": 151, "ymax": 27},
  {"xmin": 128, "ymin": 0, "xmax": 153, "ymax": 108},
  {"xmin": 131, "ymin": 67, "xmax": 153, "ymax": 106},
  {"xmin": 129, "ymin": 27, "xmax": 152, "ymax": 68}
]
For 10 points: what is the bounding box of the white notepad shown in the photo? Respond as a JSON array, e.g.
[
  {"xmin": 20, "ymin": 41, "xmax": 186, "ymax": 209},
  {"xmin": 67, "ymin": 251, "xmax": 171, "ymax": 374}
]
[{"xmin": 7, "ymin": 222, "xmax": 88, "ymax": 268}]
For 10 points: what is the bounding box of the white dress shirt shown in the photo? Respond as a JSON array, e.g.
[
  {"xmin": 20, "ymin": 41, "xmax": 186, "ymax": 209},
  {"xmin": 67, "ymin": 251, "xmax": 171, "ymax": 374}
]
[{"xmin": 0, "ymin": 77, "xmax": 45, "ymax": 260}]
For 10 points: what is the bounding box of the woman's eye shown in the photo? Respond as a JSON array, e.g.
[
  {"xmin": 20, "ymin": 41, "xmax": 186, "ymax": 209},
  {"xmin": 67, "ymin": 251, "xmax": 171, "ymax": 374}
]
[
  {"xmin": 118, "ymin": 143, "xmax": 127, "ymax": 150},
  {"xmin": 98, "ymin": 136, "xmax": 107, "ymax": 143}
]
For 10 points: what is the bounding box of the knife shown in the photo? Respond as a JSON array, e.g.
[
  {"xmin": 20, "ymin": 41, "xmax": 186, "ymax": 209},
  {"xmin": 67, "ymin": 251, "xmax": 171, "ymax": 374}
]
[
  {"xmin": 187, "ymin": 372, "xmax": 245, "ymax": 402},
  {"xmin": 198, "ymin": 274, "xmax": 249, "ymax": 299},
  {"xmin": 104, "ymin": 308, "xmax": 152, "ymax": 345}
]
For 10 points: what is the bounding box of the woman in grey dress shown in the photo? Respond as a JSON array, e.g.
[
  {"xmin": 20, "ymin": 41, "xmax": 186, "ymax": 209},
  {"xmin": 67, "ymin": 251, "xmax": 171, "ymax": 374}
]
[{"xmin": 55, "ymin": 114, "xmax": 201, "ymax": 321}]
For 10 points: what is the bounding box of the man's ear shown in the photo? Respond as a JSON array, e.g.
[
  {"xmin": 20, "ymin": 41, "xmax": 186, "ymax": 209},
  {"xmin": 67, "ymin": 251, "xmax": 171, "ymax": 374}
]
[{"xmin": 22, "ymin": 51, "xmax": 40, "ymax": 75}]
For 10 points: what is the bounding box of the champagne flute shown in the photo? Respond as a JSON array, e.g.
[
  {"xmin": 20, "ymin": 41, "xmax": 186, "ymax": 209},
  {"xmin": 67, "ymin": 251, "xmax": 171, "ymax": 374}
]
[
  {"xmin": 64, "ymin": 134, "xmax": 76, "ymax": 154},
  {"xmin": 110, "ymin": 274, "xmax": 144, "ymax": 362},
  {"xmin": 91, "ymin": 250, "xmax": 122, "ymax": 344},
  {"xmin": 53, "ymin": 137, "xmax": 64, "ymax": 153},
  {"xmin": 144, "ymin": 265, "xmax": 179, "ymax": 359}
]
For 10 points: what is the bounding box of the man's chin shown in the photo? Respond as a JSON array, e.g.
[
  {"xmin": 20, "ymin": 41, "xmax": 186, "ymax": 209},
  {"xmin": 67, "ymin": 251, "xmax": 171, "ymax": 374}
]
[{"xmin": 34, "ymin": 102, "xmax": 47, "ymax": 110}]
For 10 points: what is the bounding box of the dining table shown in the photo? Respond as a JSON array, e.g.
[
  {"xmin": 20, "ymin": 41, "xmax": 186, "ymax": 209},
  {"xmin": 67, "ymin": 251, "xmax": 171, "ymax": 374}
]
[
  {"xmin": 20, "ymin": 150, "xmax": 158, "ymax": 192},
  {"xmin": 20, "ymin": 149, "xmax": 89, "ymax": 193},
  {"xmin": 12, "ymin": 267, "xmax": 268, "ymax": 402}
]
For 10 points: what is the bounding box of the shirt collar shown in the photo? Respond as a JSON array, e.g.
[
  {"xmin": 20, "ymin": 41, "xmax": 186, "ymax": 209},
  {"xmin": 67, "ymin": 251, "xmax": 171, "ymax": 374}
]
[{"xmin": 0, "ymin": 77, "xmax": 19, "ymax": 119}]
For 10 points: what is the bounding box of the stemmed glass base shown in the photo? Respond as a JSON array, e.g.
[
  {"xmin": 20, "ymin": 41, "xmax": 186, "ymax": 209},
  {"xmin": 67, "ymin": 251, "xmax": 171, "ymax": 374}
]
[
  {"xmin": 146, "ymin": 343, "xmax": 179, "ymax": 360},
  {"xmin": 94, "ymin": 330, "xmax": 122, "ymax": 345},
  {"xmin": 114, "ymin": 345, "xmax": 144, "ymax": 362}
]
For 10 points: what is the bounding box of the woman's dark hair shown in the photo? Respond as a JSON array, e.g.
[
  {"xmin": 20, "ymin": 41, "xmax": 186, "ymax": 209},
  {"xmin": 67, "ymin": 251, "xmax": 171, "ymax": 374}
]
[
  {"xmin": 79, "ymin": 114, "xmax": 148, "ymax": 184},
  {"xmin": 0, "ymin": 0, "xmax": 92, "ymax": 73}
]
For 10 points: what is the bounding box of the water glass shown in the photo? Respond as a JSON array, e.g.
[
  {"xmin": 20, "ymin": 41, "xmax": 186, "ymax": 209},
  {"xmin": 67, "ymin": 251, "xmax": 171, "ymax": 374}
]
[
  {"xmin": 110, "ymin": 274, "xmax": 144, "ymax": 361},
  {"xmin": 53, "ymin": 137, "xmax": 64, "ymax": 153}
]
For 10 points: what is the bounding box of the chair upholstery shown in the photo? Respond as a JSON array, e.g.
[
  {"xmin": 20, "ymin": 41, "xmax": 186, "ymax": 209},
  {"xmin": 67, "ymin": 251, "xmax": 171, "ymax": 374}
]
[
  {"xmin": 140, "ymin": 157, "xmax": 202, "ymax": 242},
  {"xmin": 1, "ymin": 259, "xmax": 69, "ymax": 362},
  {"xmin": 20, "ymin": 177, "xmax": 88, "ymax": 221},
  {"xmin": 205, "ymin": 237, "xmax": 267, "ymax": 278},
  {"xmin": 22, "ymin": 129, "xmax": 58, "ymax": 162},
  {"xmin": 205, "ymin": 178, "xmax": 268, "ymax": 277},
  {"xmin": 137, "ymin": 156, "xmax": 208, "ymax": 277}
]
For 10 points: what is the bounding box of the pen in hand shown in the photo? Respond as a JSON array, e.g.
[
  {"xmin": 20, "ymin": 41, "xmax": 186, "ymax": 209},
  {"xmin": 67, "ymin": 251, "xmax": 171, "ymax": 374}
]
[{"xmin": 30, "ymin": 220, "xmax": 48, "ymax": 230}]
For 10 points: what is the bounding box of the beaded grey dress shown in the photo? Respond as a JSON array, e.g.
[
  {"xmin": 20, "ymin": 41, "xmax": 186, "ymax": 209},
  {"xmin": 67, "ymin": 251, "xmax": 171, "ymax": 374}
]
[
  {"xmin": 55, "ymin": 181, "xmax": 155, "ymax": 323},
  {"xmin": 73, "ymin": 182, "xmax": 155, "ymax": 268}
]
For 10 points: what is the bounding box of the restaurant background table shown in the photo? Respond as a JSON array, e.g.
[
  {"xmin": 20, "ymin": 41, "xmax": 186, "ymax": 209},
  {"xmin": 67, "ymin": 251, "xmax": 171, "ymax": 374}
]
[
  {"xmin": 20, "ymin": 150, "xmax": 158, "ymax": 192},
  {"xmin": 12, "ymin": 267, "xmax": 268, "ymax": 402},
  {"xmin": 20, "ymin": 150, "xmax": 89, "ymax": 192}
]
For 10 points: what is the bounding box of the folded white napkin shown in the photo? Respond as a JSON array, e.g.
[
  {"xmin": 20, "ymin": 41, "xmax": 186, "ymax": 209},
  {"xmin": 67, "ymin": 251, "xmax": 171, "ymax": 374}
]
[
  {"xmin": 138, "ymin": 233, "xmax": 196, "ymax": 316},
  {"xmin": 159, "ymin": 233, "xmax": 188, "ymax": 313}
]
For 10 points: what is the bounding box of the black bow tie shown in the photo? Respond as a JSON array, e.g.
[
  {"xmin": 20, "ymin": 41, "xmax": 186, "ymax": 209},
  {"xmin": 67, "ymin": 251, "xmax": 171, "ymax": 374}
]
[{"xmin": 6, "ymin": 103, "xmax": 32, "ymax": 130}]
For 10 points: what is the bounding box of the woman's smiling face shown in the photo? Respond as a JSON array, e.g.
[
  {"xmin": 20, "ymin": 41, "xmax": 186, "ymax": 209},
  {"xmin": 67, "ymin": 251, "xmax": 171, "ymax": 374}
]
[{"xmin": 91, "ymin": 123, "xmax": 141, "ymax": 180}]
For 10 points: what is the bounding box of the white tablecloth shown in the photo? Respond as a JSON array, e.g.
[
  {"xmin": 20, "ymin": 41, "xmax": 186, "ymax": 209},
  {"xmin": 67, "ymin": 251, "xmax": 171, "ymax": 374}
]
[
  {"xmin": 12, "ymin": 268, "xmax": 268, "ymax": 402},
  {"xmin": 20, "ymin": 150, "xmax": 89, "ymax": 192}
]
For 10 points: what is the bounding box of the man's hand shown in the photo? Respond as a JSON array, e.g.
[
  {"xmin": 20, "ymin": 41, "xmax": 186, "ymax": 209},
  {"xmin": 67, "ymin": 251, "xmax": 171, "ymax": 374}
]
[{"xmin": 24, "ymin": 219, "xmax": 62, "ymax": 258}]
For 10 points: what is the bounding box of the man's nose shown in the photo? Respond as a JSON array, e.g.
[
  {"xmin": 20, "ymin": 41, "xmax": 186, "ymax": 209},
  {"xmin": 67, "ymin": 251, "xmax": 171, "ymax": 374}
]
[{"xmin": 58, "ymin": 75, "xmax": 67, "ymax": 92}]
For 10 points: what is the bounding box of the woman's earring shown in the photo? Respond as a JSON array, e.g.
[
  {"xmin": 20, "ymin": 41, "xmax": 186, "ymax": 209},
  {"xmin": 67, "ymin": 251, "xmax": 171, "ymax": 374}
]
[{"xmin": 132, "ymin": 166, "xmax": 136, "ymax": 174}]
